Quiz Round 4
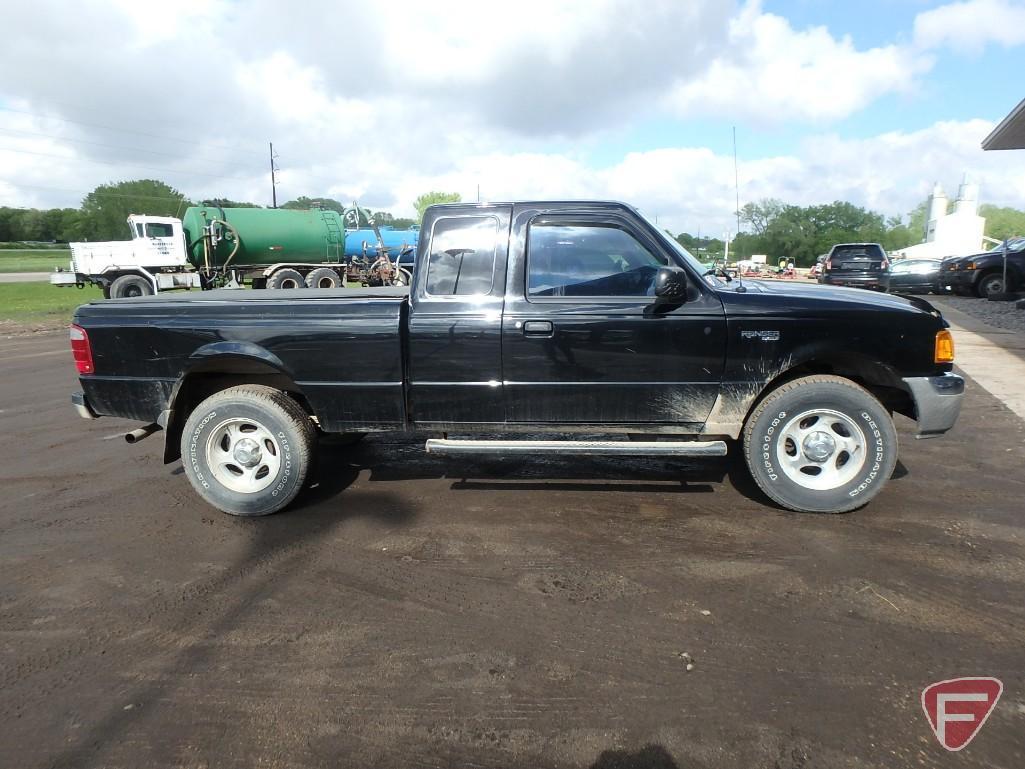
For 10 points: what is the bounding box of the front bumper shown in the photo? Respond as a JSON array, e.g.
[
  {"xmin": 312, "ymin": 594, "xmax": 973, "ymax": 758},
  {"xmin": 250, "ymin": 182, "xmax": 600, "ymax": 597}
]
[
  {"xmin": 72, "ymin": 391, "xmax": 99, "ymax": 420},
  {"xmin": 940, "ymin": 270, "xmax": 977, "ymax": 290},
  {"xmin": 902, "ymin": 373, "xmax": 964, "ymax": 439}
]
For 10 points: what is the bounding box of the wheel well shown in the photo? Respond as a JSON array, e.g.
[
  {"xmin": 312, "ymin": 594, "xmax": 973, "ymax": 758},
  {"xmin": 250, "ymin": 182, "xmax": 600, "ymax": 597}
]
[
  {"xmin": 162, "ymin": 357, "xmax": 312, "ymax": 463},
  {"xmin": 749, "ymin": 354, "xmax": 914, "ymax": 424}
]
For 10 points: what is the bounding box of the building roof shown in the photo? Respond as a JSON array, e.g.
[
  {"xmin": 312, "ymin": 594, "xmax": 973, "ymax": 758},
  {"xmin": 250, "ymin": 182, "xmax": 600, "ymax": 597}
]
[{"xmin": 982, "ymin": 97, "xmax": 1025, "ymax": 150}]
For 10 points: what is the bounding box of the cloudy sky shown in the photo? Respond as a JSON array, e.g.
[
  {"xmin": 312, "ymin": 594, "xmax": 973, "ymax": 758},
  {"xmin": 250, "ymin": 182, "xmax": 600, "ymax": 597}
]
[{"xmin": 1, "ymin": 0, "xmax": 1024, "ymax": 236}]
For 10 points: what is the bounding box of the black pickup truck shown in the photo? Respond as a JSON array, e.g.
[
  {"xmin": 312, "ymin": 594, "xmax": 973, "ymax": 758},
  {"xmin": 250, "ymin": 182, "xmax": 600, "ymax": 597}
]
[{"xmin": 68, "ymin": 201, "xmax": 964, "ymax": 516}]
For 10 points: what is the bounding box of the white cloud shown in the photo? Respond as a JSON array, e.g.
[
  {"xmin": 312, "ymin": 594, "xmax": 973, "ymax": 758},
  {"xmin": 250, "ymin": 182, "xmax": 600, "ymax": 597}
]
[
  {"xmin": 914, "ymin": 0, "xmax": 1025, "ymax": 54},
  {"xmin": 667, "ymin": 1, "xmax": 932, "ymax": 122},
  {"xmin": 1, "ymin": 0, "xmax": 1024, "ymax": 235}
]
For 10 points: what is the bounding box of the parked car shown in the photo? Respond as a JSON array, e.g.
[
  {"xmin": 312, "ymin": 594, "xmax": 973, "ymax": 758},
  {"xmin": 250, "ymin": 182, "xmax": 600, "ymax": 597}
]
[
  {"xmin": 819, "ymin": 243, "xmax": 890, "ymax": 291},
  {"xmin": 939, "ymin": 237, "xmax": 1025, "ymax": 298},
  {"xmin": 808, "ymin": 254, "xmax": 827, "ymax": 279},
  {"xmin": 887, "ymin": 258, "xmax": 944, "ymax": 294},
  {"xmin": 66, "ymin": 200, "xmax": 962, "ymax": 517}
]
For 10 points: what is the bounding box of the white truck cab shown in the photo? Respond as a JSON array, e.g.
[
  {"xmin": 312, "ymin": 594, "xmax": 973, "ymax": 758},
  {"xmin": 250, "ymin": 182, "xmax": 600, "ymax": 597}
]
[{"xmin": 51, "ymin": 215, "xmax": 201, "ymax": 297}]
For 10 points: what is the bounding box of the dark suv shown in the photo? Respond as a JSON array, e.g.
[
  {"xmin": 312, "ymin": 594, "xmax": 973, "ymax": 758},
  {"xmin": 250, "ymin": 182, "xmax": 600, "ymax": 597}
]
[
  {"xmin": 940, "ymin": 237, "xmax": 1024, "ymax": 297},
  {"xmin": 819, "ymin": 243, "xmax": 890, "ymax": 291}
]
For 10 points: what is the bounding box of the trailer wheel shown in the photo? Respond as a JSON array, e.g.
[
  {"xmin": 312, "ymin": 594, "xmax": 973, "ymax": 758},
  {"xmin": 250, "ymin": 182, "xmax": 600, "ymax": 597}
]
[
  {"xmin": 742, "ymin": 375, "xmax": 897, "ymax": 513},
  {"xmin": 306, "ymin": 267, "xmax": 343, "ymax": 289},
  {"xmin": 268, "ymin": 269, "xmax": 305, "ymax": 290},
  {"xmin": 109, "ymin": 274, "xmax": 153, "ymax": 298},
  {"xmin": 180, "ymin": 385, "xmax": 316, "ymax": 516}
]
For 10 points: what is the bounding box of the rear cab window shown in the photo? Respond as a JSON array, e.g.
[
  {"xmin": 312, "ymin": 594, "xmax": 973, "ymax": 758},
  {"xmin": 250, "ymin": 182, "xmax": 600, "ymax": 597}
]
[{"xmin": 425, "ymin": 216, "xmax": 499, "ymax": 296}]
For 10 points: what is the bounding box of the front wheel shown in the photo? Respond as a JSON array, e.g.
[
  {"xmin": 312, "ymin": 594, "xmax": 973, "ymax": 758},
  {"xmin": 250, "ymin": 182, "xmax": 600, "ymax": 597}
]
[
  {"xmin": 977, "ymin": 273, "xmax": 1008, "ymax": 298},
  {"xmin": 742, "ymin": 375, "xmax": 897, "ymax": 513},
  {"xmin": 109, "ymin": 274, "xmax": 153, "ymax": 298},
  {"xmin": 180, "ymin": 385, "xmax": 316, "ymax": 516}
]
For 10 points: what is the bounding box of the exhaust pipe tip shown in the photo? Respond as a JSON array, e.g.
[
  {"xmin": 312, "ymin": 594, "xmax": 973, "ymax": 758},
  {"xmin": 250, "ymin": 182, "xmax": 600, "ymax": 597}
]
[{"xmin": 125, "ymin": 424, "xmax": 160, "ymax": 444}]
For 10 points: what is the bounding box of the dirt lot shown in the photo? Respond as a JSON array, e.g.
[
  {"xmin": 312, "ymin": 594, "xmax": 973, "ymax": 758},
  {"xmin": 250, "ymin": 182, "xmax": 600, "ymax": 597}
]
[{"xmin": 2, "ymin": 331, "xmax": 1025, "ymax": 769}]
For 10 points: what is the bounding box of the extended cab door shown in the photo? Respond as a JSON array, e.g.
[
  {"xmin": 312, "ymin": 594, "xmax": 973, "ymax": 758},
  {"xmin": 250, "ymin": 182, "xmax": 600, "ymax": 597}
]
[
  {"xmin": 407, "ymin": 205, "xmax": 512, "ymax": 425},
  {"xmin": 501, "ymin": 204, "xmax": 726, "ymax": 426}
]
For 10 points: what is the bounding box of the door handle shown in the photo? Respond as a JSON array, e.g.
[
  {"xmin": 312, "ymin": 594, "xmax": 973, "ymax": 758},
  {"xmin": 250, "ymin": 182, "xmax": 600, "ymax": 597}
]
[{"xmin": 522, "ymin": 320, "xmax": 554, "ymax": 337}]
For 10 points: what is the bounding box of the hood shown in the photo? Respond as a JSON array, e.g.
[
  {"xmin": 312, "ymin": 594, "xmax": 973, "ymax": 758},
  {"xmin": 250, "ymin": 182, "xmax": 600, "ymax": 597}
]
[{"xmin": 716, "ymin": 278, "xmax": 942, "ymax": 318}]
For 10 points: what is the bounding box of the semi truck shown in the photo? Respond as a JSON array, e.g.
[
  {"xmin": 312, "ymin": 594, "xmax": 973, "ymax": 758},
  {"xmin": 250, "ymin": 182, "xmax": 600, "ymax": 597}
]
[{"xmin": 50, "ymin": 204, "xmax": 418, "ymax": 297}]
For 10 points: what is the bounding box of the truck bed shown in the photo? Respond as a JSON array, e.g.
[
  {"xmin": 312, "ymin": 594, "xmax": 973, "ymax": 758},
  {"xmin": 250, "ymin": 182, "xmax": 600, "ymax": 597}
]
[{"xmin": 74, "ymin": 288, "xmax": 410, "ymax": 431}]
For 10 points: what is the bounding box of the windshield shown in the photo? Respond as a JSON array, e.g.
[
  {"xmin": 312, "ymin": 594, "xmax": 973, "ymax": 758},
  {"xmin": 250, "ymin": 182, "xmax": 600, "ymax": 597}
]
[{"xmin": 636, "ymin": 210, "xmax": 723, "ymax": 283}]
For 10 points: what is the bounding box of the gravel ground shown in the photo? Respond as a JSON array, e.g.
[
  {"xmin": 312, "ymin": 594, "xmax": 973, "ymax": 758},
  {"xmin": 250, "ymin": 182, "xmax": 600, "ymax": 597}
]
[
  {"xmin": 3, "ymin": 332, "xmax": 1025, "ymax": 769},
  {"xmin": 926, "ymin": 294, "xmax": 1025, "ymax": 333}
]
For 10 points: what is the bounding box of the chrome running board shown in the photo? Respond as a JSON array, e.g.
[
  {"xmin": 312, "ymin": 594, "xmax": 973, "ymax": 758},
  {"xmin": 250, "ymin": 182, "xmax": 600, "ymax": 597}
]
[{"xmin": 425, "ymin": 438, "xmax": 727, "ymax": 457}]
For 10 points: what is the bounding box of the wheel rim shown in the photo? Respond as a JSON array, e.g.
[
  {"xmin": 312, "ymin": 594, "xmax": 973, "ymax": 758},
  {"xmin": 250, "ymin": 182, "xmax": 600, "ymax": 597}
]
[
  {"xmin": 317, "ymin": 276, "xmax": 336, "ymax": 288},
  {"xmin": 983, "ymin": 277, "xmax": 1004, "ymax": 295},
  {"xmin": 125, "ymin": 284, "xmax": 143, "ymax": 297},
  {"xmin": 280, "ymin": 278, "xmax": 300, "ymax": 289},
  {"xmin": 205, "ymin": 417, "xmax": 282, "ymax": 494},
  {"xmin": 776, "ymin": 408, "xmax": 867, "ymax": 491}
]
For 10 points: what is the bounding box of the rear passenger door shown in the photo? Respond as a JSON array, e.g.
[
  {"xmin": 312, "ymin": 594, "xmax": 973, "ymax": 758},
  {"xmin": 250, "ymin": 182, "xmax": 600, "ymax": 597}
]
[
  {"xmin": 501, "ymin": 208, "xmax": 726, "ymax": 426},
  {"xmin": 407, "ymin": 207, "xmax": 511, "ymax": 425}
]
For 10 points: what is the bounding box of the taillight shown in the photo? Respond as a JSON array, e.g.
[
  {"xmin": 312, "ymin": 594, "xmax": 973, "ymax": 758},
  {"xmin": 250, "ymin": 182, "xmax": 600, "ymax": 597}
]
[
  {"xmin": 70, "ymin": 324, "xmax": 94, "ymax": 374},
  {"xmin": 881, "ymin": 257, "xmax": 890, "ymax": 270},
  {"xmin": 824, "ymin": 259, "xmax": 832, "ymax": 270},
  {"xmin": 934, "ymin": 329, "xmax": 954, "ymax": 364}
]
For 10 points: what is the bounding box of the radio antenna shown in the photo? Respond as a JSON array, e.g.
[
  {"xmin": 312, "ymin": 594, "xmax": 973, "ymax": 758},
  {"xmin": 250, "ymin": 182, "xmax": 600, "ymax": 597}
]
[{"xmin": 733, "ymin": 126, "xmax": 745, "ymax": 292}]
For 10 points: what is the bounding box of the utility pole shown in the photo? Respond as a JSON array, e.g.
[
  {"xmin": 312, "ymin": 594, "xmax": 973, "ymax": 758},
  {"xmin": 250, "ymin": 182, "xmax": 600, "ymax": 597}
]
[{"xmin": 269, "ymin": 142, "xmax": 279, "ymax": 209}]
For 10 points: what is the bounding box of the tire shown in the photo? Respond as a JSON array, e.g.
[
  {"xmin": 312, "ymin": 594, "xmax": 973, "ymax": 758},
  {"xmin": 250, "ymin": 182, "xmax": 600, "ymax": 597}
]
[
  {"xmin": 976, "ymin": 273, "xmax": 1006, "ymax": 298},
  {"xmin": 305, "ymin": 267, "xmax": 343, "ymax": 289},
  {"xmin": 267, "ymin": 268, "xmax": 305, "ymax": 290},
  {"xmin": 180, "ymin": 385, "xmax": 316, "ymax": 516},
  {"xmin": 109, "ymin": 274, "xmax": 153, "ymax": 298},
  {"xmin": 742, "ymin": 375, "xmax": 897, "ymax": 513}
]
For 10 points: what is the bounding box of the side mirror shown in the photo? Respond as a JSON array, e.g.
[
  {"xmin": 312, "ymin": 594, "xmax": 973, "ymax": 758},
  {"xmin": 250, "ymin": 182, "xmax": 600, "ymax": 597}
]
[{"xmin": 654, "ymin": 266, "xmax": 688, "ymax": 302}]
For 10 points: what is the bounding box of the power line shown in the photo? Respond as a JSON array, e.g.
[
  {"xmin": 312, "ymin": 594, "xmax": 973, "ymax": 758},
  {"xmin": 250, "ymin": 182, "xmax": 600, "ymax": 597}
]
[
  {"xmin": 0, "ymin": 145, "xmax": 256, "ymax": 182},
  {"xmin": 2, "ymin": 181, "xmax": 191, "ymax": 204},
  {"xmin": 0, "ymin": 106, "xmax": 265, "ymax": 156},
  {"xmin": 0, "ymin": 126, "xmax": 258, "ymax": 170}
]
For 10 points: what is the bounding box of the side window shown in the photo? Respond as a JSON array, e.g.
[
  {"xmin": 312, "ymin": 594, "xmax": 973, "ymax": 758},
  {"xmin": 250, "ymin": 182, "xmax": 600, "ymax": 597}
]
[
  {"xmin": 527, "ymin": 223, "xmax": 667, "ymax": 297},
  {"xmin": 145, "ymin": 222, "xmax": 174, "ymax": 238},
  {"xmin": 425, "ymin": 216, "xmax": 498, "ymax": 296}
]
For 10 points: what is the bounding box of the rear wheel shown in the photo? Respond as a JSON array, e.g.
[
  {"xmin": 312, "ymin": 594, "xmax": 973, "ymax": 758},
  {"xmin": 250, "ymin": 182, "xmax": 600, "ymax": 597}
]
[
  {"xmin": 268, "ymin": 268, "xmax": 305, "ymax": 290},
  {"xmin": 109, "ymin": 274, "xmax": 153, "ymax": 298},
  {"xmin": 742, "ymin": 375, "xmax": 897, "ymax": 513},
  {"xmin": 306, "ymin": 267, "xmax": 343, "ymax": 289},
  {"xmin": 180, "ymin": 385, "xmax": 316, "ymax": 516}
]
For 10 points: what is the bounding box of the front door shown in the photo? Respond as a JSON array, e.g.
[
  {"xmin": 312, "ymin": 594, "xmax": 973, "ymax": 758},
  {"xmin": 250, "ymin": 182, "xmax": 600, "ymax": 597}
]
[{"xmin": 501, "ymin": 209, "xmax": 726, "ymax": 426}]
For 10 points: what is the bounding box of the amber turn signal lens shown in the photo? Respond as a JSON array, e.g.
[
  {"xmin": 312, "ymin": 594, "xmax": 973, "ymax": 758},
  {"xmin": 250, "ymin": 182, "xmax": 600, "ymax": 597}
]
[{"xmin": 935, "ymin": 329, "xmax": 954, "ymax": 363}]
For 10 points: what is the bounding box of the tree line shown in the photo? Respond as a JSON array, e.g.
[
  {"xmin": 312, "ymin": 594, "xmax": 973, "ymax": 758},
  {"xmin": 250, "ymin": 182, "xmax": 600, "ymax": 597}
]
[
  {"xmin": 685, "ymin": 198, "xmax": 1025, "ymax": 267},
  {"xmin": 0, "ymin": 180, "xmax": 462, "ymax": 244}
]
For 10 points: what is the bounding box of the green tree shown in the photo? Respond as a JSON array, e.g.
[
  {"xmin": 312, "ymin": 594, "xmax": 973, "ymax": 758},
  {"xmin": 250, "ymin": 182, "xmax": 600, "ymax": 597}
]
[
  {"xmin": 979, "ymin": 204, "xmax": 1025, "ymax": 242},
  {"xmin": 413, "ymin": 191, "xmax": 461, "ymax": 222},
  {"xmin": 281, "ymin": 196, "xmax": 345, "ymax": 214},
  {"xmin": 203, "ymin": 198, "xmax": 262, "ymax": 209},
  {"xmin": 739, "ymin": 198, "xmax": 784, "ymax": 235},
  {"xmin": 906, "ymin": 200, "xmax": 928, "ymax": 242},
  {"xmin": 80, "ymin": 179, "xmax": 190, "ymax": 241}
]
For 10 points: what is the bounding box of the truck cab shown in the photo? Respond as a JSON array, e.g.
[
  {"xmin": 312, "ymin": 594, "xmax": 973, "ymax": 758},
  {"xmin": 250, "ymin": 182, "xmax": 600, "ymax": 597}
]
[{"xmin": 52, "ymin": 214, "xmax": 199, "ymax": 297}]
